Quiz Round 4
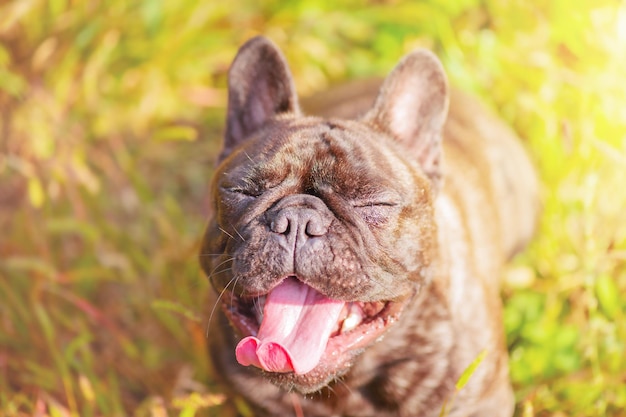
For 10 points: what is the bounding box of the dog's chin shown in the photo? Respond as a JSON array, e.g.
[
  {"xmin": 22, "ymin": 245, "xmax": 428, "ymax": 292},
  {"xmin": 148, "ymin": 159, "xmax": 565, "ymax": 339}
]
[
  {"xmin": 263, "ymin": 356, "xmax": 356, "ymax": 394},
  {"xmin": 221, "ymin": 287, "xmax": 412, "ymax": 394}
]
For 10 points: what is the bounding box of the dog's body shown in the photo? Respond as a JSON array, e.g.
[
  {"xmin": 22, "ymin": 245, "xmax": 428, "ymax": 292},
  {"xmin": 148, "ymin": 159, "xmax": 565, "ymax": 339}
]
[{"xmin": 200, "ymin": 37, "xmax": 538, "ymax": 417}]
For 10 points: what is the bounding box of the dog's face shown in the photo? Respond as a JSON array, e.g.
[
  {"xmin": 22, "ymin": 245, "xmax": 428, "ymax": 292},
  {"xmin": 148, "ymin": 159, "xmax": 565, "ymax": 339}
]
[{"xmin": 200, "ymin": 37, "xmax": 449, "ymax": 393}]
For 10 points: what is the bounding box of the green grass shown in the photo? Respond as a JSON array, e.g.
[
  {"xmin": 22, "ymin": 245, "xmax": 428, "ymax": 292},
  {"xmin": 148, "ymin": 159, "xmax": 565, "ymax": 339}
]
[{"xmin": 1, "ymin": 1, "xmax": 625, "ymax": 416}]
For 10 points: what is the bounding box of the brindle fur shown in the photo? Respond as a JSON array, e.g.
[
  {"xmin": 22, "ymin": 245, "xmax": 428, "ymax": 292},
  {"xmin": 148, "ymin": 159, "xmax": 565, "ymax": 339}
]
[{"xmin": 200, "ymin": 37, "xmax": 539, "ymax": 417}]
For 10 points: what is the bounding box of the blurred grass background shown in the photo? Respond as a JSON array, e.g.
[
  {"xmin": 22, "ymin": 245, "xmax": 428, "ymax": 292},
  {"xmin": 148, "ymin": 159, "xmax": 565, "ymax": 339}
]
[{"xmin": 1, "ymin": 0, "xmax": 625, "ymax": 416}]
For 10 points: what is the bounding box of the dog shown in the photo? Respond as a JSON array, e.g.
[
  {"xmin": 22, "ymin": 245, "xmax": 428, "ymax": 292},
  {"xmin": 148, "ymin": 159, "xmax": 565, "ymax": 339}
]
[{"xmin": 200, "ymin": 36, "xmax": 539, "ymax": 417}]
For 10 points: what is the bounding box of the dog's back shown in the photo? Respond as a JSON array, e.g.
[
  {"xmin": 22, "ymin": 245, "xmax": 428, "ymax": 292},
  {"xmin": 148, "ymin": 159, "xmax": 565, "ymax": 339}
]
[{"xmin": 443, "ymin": 89, "xmax": 539, "ymax": 260}]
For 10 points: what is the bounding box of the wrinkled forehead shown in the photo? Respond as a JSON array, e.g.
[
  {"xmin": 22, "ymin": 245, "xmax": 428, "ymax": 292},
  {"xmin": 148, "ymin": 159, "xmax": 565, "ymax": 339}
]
[{"xmin": 221, "ymin": 117, "xmax": 421, "ymax": 196}]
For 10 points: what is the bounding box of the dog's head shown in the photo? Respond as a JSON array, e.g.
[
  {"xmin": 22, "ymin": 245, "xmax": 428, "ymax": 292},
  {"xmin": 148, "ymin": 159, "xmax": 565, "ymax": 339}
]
[{"xmin": 201, "ymin": 36, "xmax": 449, "ymax": 393}]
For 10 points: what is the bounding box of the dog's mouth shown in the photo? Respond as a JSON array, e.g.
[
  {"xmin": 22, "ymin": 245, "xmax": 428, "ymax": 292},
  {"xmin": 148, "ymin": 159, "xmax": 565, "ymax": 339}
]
[{"xmin": 221, "ymin": 276, "xmax": 408, "ymax": 392}]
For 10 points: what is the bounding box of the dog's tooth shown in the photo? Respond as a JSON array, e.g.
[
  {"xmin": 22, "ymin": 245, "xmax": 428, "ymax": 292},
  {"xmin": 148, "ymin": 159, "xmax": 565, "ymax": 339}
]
[
  {"xmin": 340, "ymin": 305, "xmax": 363, "ymax": 333},
  {"xmin": 341, "ymin": 313, "xmax": 361, "ymax": 333},
  {"xmin": 254, "ymin": 296, "xmax": 265, "ymax": 324}
]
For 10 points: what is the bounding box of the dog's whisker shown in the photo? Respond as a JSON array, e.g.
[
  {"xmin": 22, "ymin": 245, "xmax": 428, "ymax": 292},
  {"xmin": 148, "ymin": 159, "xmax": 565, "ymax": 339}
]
[
  {"xmin": 209, "ymin": 268, "xmax": 233, "ymax": 278},
  {"xmin": 229, "ymin": 222, "xmax": 246, "ymax": 242},
  {"xmin": 243, "ymin": 150, "xmax": 255, "ymax": 163},
  {"xmin": 211, "ymin": 266, "xmax": 233, "ymax": 274},
  {"xmin": 206, "ymin": 273, "xmax": 239, "ymax": 338},
  {"xmin": 218, "ymin": 227, "xmax": 236, "ymax": 240},
  {"xmin": 252, "ymin": 296, "xmax": 265, "ymax": 321},
  {"xmin": 229, "ymin": 275, "xmax": 242, "ymax": 311},
  {"xmin": 334, "ymin": 376, "xmax": 353, "ymax": 396},
  {"xmin": 207, "ymin": 258, "xmax": 234, "ymax": 277},
  {"xmin": 198, "ymin": 252, "xmax": 228, "ymax": 258},
  {"xmin": 356, "ymin": 272, "xmax": 404, "ymax": 300},
  {"xmin": 204, "ymin": 256, "xmax": 236, "ymax": 337}
]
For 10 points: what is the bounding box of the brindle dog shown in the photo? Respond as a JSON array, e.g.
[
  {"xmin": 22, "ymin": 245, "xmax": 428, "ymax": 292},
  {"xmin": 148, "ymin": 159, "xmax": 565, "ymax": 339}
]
[{"xmin": 200, "ymin": 36, "xmax": 539, "ymax": 417}]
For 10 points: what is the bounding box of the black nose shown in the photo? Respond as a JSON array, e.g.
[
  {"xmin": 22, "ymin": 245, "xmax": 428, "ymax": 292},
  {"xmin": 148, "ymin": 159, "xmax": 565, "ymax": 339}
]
[
  {"xmin": 270, "ymin": 206, "xmax": 328, "ymax": 237},
  {"xmin": 267, "ymin": 195, "xmax": 332, "ymax": 242}
]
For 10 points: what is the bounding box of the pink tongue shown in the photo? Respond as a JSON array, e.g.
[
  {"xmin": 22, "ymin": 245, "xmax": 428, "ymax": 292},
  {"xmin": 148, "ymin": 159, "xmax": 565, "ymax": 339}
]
[{"xmin": 235, "ymin": 278, "xmax": 345, "ymax": 375}]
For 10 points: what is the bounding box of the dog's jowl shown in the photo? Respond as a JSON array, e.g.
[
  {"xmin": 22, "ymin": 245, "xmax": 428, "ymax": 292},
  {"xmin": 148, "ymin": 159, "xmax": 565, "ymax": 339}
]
[{"xmin": 200, "ymin": 36, "xmax": 539, "ymax": 417}]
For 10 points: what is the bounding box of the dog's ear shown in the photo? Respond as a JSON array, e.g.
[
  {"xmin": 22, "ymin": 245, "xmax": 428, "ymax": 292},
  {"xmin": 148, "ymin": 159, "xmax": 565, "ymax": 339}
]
[
  {"xmin": 363, "ymin": 49, "xmax": 449, "ymax": 191},
  {"xmin": 220, "ymin": 36, "xmax": 300, "ymax": 162}
]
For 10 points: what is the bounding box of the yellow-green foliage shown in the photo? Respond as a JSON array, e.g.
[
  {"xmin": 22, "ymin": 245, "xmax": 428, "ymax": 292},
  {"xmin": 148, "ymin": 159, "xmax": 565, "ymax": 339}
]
[{"xmin": 1, "ymin": 1, "xmax": 625, "ymax": 416}]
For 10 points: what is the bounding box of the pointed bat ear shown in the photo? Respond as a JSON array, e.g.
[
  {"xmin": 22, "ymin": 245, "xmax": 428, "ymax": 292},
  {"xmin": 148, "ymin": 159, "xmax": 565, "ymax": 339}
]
[
  {"xmin": 220, "ymin": 36, "xmax": 300, "ymax": 162},
  {"xmin": 363, "ymin": 49, "xmax": 449, "ymax": 191}
]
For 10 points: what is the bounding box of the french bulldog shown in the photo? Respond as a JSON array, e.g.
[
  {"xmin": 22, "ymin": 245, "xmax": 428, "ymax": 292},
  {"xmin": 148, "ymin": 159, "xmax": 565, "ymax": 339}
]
[{"xmin": 200, "ymin": 36, "xmax": 539, "ymax": 417}]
